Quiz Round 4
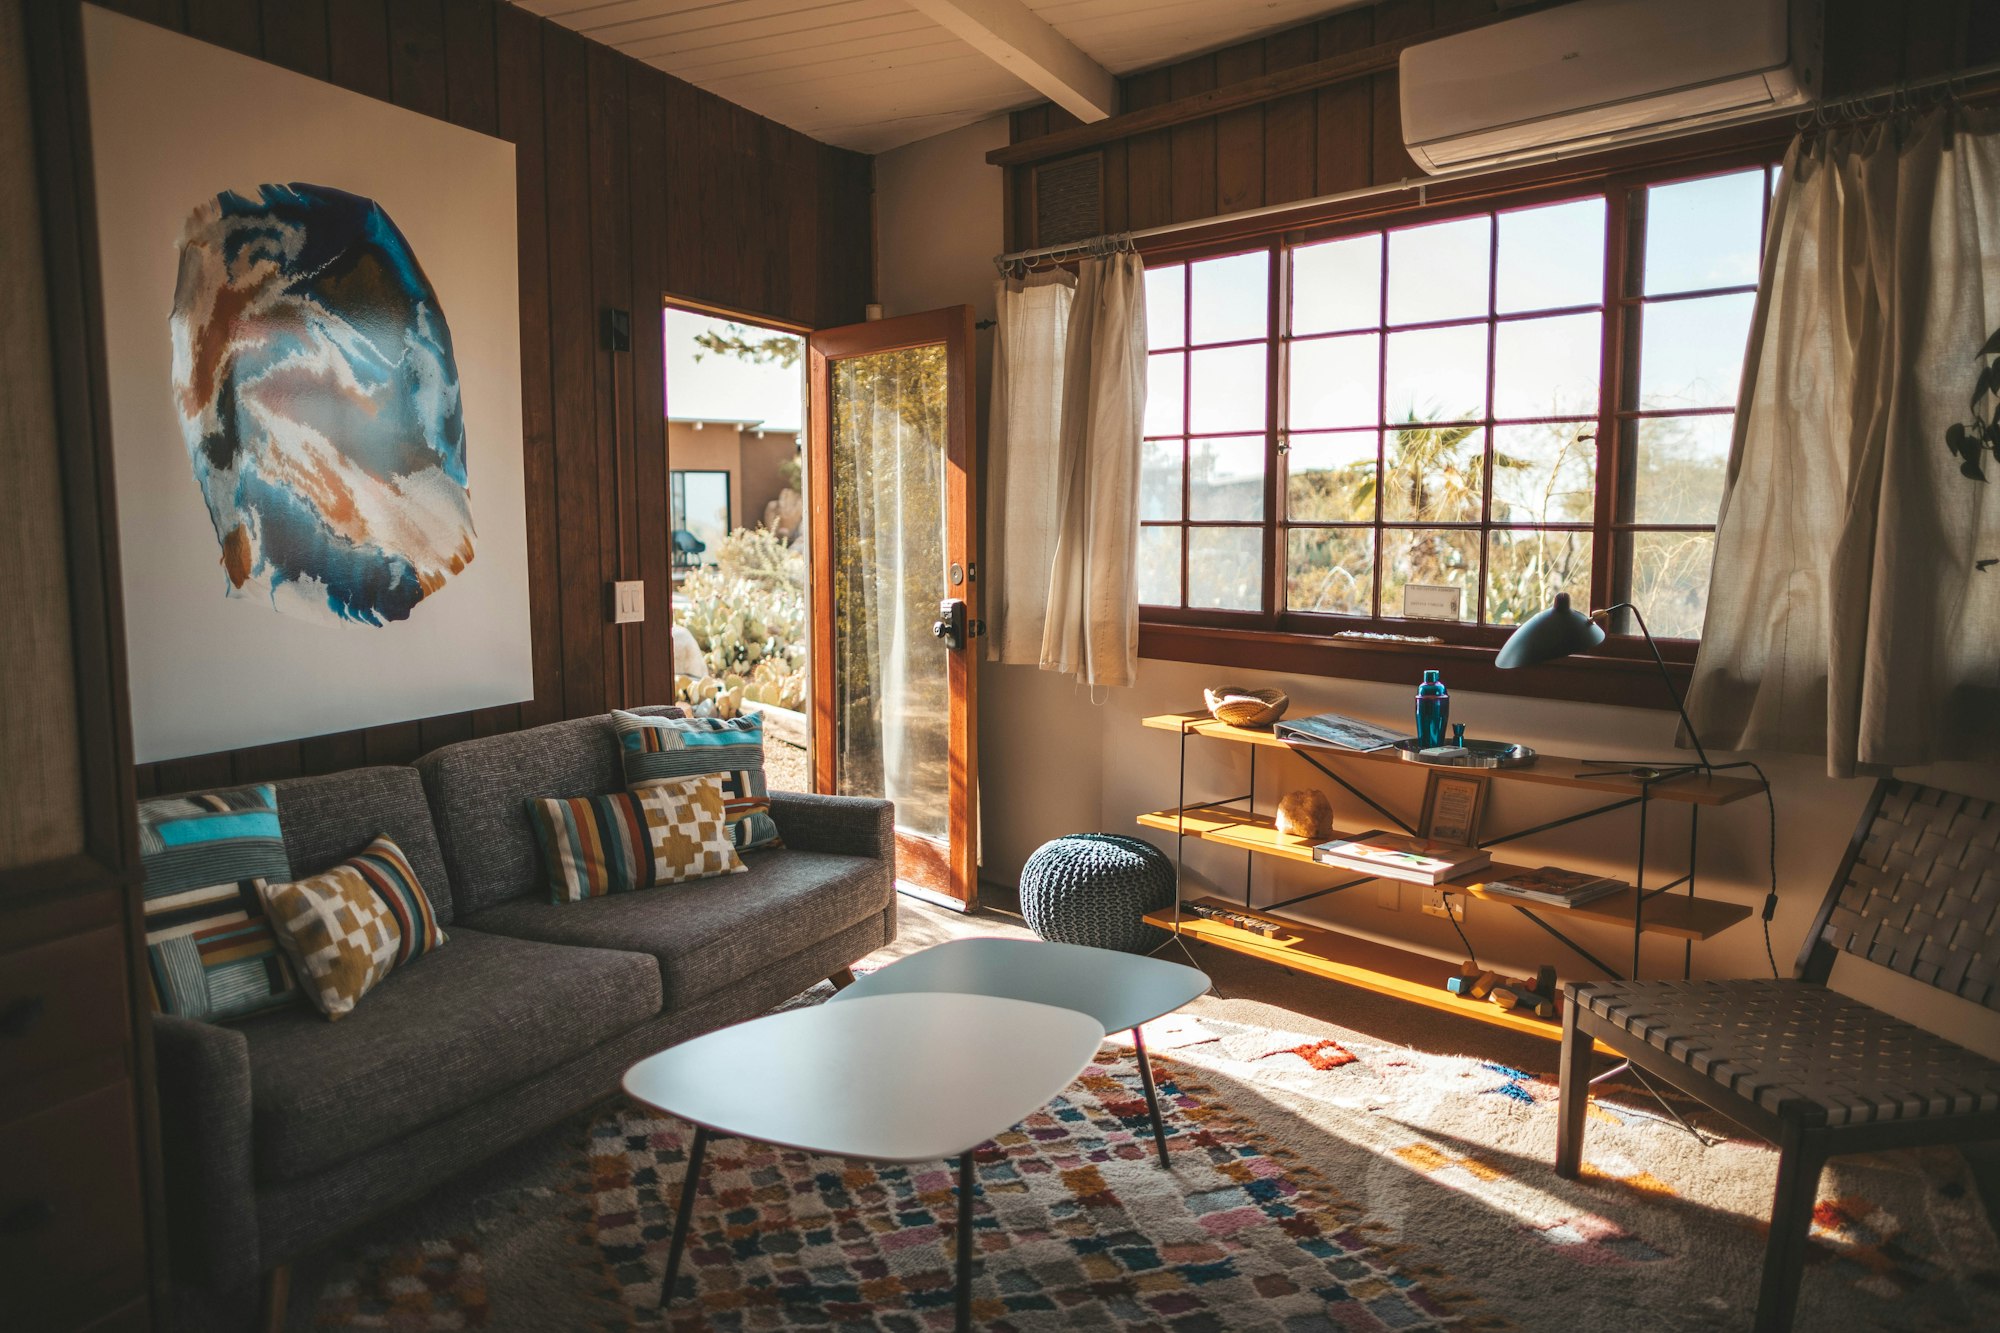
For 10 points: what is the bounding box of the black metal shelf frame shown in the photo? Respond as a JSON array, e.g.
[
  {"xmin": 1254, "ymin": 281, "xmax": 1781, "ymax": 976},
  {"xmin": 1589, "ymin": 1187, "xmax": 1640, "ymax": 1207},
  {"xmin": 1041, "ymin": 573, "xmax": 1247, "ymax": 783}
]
[{"xmin": 1164, "ymin": 717, "xmax": 1764, "ymax": 983}]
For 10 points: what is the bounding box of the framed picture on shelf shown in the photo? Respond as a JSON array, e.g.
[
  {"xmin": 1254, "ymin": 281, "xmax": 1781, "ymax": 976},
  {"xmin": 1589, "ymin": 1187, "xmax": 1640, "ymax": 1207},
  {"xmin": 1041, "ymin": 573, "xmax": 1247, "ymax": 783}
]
[{"xmin": 1419, "ymin": 772, "xmax": 1486, "ymax": 847}]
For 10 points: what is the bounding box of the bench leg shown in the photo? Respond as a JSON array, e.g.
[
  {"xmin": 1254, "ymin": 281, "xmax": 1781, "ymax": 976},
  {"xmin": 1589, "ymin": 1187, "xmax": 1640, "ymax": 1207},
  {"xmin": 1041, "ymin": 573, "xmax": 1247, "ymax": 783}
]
[
  {"xmin": 828, "ymin": 967, "xmax": 857, "ymax": 991},
  {"xmin": 1755, "ymin": 1122, "xmax": 1825, "ymax": 1333},
  {"xmin": 1555, "ymin": 1000, "xmax": 1591, "ymax": 1178}
]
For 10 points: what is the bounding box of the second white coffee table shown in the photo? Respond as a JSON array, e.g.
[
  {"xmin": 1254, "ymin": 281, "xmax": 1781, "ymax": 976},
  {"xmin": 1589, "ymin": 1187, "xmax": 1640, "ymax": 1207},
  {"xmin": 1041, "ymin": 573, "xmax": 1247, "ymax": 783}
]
[
  {"xmin": 832, "ymin": 937, "xmax": 1211, "ymax": 1166},
  {"xmin": 622, "ymin": 992, "xmax": 1103, "ymax": 1331}
]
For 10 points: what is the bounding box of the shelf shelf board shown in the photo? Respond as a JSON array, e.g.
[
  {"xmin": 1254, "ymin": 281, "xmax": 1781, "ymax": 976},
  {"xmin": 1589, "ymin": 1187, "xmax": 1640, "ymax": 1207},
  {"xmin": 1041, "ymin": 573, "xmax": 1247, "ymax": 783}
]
[
  {"xmin": 1145, "ymin": 896, "xmax": 1580, "ymax": 1043},
  {"xmin": 1136, "ymin": 805, "xmax": 1753, "ymax": 941},
  {"xmin": 1143, "ymin": 712, "xmax": 1767, "ymax": 807}
]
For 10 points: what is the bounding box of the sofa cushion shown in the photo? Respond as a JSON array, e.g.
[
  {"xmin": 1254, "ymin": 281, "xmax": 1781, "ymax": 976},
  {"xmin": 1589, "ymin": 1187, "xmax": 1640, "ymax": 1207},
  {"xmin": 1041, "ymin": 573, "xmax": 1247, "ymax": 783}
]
[
  {"xmin": 613, "ymin": 709, "xmax": 781, "ymax": 850},
  {"xmin": 417, "ymin": 707, "xmax": 681, "ymax": 917},
  {"xmin": 263, "ymin": 835, "xmax": 447, "ymax": 1021},
  {"xmin": 466, "ymin": 848, "xmax": 892, "ymax": 1009},
  {"xmin": 137, "ymin": 783, "xmax": 297, "ymax": 1021},
  {"xmin": 274, "ymin": 767, "xmax": 455, "ymax": 928},
  {"xmin": 239, "ymin": 927, "xmax": 660, "ymax": 1182}
]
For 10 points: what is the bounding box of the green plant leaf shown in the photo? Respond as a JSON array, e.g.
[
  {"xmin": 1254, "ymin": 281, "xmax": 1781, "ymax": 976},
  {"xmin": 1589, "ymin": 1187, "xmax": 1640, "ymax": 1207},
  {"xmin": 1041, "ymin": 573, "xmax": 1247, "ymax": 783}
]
[{"xmin": 1980, "ymin": 325, "xmax": 2000, "ymax": 359}]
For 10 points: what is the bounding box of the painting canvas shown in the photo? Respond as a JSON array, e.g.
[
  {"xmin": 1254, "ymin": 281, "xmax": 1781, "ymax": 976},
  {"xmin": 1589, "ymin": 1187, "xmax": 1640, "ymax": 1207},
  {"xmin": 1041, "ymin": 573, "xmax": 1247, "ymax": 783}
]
[{"xmin": 83, "ymin": 5, "xmax": 532, "ymax": 762}]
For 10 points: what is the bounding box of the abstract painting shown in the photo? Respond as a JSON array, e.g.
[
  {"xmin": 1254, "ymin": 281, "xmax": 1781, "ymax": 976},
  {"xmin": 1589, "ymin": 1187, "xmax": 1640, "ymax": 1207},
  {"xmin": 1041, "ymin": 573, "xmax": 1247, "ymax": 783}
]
[
  {"xmin": 84, "ymin": 6, "xmax": 533, "ymax": 762},
  {"xmin": 172, "ymin": 184, "xmax": 476, "ymax": 627}
]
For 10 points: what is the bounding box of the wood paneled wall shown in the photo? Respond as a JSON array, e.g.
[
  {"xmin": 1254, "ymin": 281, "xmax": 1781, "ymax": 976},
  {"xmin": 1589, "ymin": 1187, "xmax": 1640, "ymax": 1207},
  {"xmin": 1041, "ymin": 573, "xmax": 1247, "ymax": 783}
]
[
  {"xmin": 1003, "ymin": 0, "xmax": 2000, "ymax": 250},
  {"xmin": 102, "ymin": 0, "xmax": 874, "ymax": 797}
]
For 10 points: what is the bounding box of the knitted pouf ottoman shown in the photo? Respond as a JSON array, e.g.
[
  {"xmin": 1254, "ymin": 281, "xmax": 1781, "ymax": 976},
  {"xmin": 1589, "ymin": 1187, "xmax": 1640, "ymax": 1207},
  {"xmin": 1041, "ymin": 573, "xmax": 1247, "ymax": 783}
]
[{"xmin": 1018, "ymin": 833, "xmax": 1176, "ymax": 953}]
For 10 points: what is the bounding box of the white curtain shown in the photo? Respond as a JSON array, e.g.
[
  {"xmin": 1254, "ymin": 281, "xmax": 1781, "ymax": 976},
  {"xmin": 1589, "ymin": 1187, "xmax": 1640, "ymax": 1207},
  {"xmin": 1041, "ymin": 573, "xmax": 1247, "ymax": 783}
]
[
  {"xmin": 1040, "ymin": 251, "xmax": 1149, "ymax": 687},
  {"xmin": 1685, "ymin": 107, "xmax": 2000, "ymax": 776},
  {"xmin": 984, "ymin": 269, "xmax": 1074, "ymax": 664}
]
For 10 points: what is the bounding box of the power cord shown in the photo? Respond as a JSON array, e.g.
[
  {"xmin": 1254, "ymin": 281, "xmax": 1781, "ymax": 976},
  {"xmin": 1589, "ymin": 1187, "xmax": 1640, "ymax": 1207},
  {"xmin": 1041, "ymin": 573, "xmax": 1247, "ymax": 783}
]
[
  {"xmin": 1738, "ymin": 759, "xmax": 1781, "ymax": 978},
  {"xmin": 1444, "ymin": 893, "xmax": 1478, "ymax": 969}
]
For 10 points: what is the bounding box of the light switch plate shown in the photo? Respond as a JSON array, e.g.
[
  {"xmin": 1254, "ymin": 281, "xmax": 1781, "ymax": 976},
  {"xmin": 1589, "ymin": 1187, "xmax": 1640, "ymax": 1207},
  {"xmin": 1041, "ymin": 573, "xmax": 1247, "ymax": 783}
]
[
  {"xmin": 1376, "ymin": 882, "xmax": 1399, "ymax": 911},
  {"xmin": 609, "ymin": 580, "xmax": 645, "ymax": 624}
]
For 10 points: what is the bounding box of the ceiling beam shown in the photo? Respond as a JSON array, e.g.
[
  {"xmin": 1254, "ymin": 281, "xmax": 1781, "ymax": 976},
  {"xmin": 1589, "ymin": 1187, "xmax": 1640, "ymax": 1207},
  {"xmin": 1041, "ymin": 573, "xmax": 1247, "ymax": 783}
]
[{"xmin": 904, "ymin": 0, "xmax": 1117, "ymax": 122}]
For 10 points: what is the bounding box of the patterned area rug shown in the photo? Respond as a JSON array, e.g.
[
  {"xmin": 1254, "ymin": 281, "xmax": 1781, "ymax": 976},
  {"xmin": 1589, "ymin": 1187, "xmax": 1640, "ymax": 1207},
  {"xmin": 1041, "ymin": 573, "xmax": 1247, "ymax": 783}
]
[
  {"xmin": 586, "ymin": 1058, "xmax": 1465, "ymax": 1331},
  {"xmin": 294, "ymin": 910, "xmax": 2000, "ymax": 1331}
]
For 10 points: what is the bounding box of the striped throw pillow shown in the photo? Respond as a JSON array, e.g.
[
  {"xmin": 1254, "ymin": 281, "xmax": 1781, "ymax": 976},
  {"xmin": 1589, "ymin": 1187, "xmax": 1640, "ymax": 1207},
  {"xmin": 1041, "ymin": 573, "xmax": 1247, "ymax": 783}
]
[
  {"xmin": 138, "ymin": 783, "xmax": 297, "ymax": 1020},
  {"xmin": 526, "ymin": 774, "xmax": 746, "ymax": 903},
  {"xmin": 612, "ymin": 709, "xmax": 781, "ymax": 851},
  {"xmin": 260, "ymin": 836, "xmax": 445, "ymax": 1021}
]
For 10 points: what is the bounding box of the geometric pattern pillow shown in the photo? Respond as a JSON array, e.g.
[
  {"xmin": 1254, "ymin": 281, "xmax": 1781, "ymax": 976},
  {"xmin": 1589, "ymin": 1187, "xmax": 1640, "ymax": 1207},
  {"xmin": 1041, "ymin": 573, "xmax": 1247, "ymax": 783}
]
[
  {"xmin": 612, "ymin": 709, "xmax": 781, "ymax": 851},
  {"xmin": 526, "ymin": 775, "xmax": 745, "ymax": 903},
  {"xmin": 137, "ymin": 783, "xmax": 297, "ymax": 1020},
  {"xmin": 636, "ymin": 774, "xmax": 747, "ymax": 886},
  {"xmin": 259, "ymin": 835, "xmax": 445, "ymax": 1021}
]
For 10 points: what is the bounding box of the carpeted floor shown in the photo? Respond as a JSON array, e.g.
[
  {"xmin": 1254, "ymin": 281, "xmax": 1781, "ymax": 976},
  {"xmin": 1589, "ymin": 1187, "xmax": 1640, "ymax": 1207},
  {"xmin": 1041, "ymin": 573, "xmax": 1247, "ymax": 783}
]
[{"xmin": 291, "ymin": 897, "xmax": 2000, "ymax": 1331}]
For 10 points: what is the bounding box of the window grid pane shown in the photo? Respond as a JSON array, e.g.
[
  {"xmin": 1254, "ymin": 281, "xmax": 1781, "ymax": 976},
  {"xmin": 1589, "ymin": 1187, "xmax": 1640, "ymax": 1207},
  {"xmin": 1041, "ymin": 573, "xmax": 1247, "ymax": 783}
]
[
  {"xmin": 1281, "ymin": 190, "xmax": 1611, "ymax": 627},
  {"xmin": 1136, "ymin": 159, "xmax": 1772, "ymax": 644}
]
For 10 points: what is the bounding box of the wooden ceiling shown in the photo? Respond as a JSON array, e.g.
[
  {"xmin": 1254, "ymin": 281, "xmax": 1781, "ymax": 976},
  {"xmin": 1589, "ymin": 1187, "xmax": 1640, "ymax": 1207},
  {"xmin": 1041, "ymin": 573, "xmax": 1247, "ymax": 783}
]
[{"xmin": 512, "ymin": 0, "xmax": 1368, "ymax": 152}]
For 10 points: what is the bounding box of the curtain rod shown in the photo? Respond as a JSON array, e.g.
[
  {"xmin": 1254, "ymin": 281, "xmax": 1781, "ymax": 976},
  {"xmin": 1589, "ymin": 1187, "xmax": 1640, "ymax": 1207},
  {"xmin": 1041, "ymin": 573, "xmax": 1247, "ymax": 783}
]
[{"xmin": 991, "ymin": 56, "xmax": 2000, "ymax": 271}]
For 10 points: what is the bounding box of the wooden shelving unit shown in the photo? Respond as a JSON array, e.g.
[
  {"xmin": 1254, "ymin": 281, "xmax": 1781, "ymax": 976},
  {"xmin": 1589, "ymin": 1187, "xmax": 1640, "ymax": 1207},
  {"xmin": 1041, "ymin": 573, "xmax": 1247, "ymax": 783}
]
[
  {"xmin": 1143, "ymin": 713, "xmax": 1768, "ymax": 807},
  {"xmin": 1140, "ymin": 710, "xmax": 1765, "ymax": 1044},
  {"xmin": 1135, "ymin": 804, "xmax": 1751, "ymax": 941}
]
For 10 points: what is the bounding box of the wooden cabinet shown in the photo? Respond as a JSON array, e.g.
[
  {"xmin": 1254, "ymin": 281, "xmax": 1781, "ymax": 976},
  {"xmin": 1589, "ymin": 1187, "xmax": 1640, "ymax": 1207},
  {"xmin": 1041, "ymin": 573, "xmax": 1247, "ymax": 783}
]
[{"xmin": 1, "ymin": 1, "xmax": 161, "ymax": 1327}]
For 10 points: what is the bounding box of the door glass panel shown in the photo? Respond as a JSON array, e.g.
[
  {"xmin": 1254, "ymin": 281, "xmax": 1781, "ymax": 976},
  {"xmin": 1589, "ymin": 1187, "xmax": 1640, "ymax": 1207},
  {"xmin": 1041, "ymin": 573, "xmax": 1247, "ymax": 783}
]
[{"xmin": 828, "ymin": 343, "xmax": 949, "ymax": 840}]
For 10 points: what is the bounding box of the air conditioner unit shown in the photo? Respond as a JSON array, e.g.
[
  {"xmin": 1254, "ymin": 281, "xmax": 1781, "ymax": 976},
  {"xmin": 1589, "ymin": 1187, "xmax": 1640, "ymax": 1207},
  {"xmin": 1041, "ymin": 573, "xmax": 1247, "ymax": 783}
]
[{"xmin": 1400, "ymin": 0, "xmax": 1823, "ymax": 175}]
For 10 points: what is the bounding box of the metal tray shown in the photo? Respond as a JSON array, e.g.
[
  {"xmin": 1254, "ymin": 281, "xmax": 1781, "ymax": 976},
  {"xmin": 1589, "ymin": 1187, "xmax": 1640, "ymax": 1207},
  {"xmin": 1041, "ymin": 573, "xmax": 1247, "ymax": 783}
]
[{"xmin": 1393, "ymin": 739, "xmax": 1538, "ymax": 768}]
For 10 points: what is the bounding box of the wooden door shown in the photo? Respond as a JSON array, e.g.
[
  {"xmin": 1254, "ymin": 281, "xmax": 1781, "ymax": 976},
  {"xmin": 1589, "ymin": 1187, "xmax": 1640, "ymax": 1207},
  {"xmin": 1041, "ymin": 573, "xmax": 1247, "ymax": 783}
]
[{"xmin": 807, "ymin": 307, "xmax": 979, "ymax": 909}]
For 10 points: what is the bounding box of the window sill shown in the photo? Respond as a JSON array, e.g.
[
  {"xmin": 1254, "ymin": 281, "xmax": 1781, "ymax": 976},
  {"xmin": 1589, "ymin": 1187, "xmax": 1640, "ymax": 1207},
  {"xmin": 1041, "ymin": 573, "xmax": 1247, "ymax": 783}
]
[{"xmin": 1138, "ymin": 621, "xmax": 1693, "ymax": 710}]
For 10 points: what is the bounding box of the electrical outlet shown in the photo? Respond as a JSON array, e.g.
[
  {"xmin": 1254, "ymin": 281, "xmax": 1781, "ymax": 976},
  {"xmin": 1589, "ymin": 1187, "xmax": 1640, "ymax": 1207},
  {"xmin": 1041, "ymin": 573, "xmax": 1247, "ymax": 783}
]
[
  {"xmin": 608, "ymin": 580, "xmax": 645, "ymax": 624},
  {"xmin": 1376, "ymin": 882, "xmax": 1400, "ymax": 911},
  {"xmin": 1421, "ymin": 887, "xmax": 1454, "ymax": 918}
]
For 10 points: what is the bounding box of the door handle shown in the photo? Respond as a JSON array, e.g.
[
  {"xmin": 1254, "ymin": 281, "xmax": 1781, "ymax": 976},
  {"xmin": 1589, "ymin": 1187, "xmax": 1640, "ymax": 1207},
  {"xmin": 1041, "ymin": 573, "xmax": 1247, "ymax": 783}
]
[{"xmin": 931, "ymin": 599, "xmax": 985, "ymax": 652}]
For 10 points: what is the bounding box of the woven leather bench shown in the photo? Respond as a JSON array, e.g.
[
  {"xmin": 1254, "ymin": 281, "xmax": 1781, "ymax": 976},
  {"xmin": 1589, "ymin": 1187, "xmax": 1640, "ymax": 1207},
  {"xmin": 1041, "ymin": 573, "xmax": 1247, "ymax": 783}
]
[{"xmin": 1555, "ymin": 779, "xmax": 2000, "ymax": 1333}]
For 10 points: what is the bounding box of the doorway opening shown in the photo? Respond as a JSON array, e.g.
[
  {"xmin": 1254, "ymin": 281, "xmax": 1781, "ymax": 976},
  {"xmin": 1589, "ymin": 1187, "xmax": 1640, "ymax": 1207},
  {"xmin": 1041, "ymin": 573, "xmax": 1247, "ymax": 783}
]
[{"xmin": 663, "ymin": 302, "xmax": 810, "ymax": 794}]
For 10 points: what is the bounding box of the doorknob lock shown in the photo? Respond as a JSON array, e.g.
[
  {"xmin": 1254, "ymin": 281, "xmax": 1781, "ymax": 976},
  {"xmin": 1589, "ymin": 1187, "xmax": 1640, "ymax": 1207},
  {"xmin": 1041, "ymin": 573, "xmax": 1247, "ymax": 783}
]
[{"xmin": 933, "ymin": 599, "xmax": 971, "ymax": 651}]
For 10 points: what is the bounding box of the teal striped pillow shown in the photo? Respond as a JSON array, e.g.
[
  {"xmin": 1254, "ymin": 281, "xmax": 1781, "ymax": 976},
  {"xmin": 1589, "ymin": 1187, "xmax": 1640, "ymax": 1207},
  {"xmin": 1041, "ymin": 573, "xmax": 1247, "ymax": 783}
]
[
  {"xmin": 612, "ymin": 710, "xmax": 781, "ymax": 851},
  {"xmin": 138, "ymin": 783, "xmax": 298, "ymax": 1020}
]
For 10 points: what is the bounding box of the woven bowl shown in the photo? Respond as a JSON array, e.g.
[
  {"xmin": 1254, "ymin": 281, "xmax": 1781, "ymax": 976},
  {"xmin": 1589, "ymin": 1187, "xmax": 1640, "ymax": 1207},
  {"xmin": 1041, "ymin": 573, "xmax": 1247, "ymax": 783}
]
[{"xmin": 1204, "ymin": 685, "xmax": 1289, "ymax": 728}]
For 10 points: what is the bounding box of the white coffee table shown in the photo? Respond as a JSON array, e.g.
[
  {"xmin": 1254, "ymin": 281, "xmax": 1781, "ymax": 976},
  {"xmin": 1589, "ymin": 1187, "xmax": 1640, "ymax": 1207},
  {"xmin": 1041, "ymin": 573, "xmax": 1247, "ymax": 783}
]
[
  {"xmin": 832, "ymin": 938, "xmax": 1211, "ymax": 1166},
  {"xmin": 622, "ymin": 992, "xmax": 1104, "ymax": 1331}
]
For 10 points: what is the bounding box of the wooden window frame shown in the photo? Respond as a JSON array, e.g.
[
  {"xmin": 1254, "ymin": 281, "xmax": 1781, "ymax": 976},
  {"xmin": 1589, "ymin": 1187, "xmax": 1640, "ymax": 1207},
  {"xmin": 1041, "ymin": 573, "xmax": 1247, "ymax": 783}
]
[{"xmin": 1132, "ymin": 143, "xmax": 1785, "ymax": 708}]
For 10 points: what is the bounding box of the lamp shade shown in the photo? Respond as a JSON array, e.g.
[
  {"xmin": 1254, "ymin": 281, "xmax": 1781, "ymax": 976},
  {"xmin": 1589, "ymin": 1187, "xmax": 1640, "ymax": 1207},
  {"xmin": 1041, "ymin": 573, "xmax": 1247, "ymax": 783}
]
[{"xmin": 1495, "ymin": 592, "xmax": 1605, "ymax": 668}]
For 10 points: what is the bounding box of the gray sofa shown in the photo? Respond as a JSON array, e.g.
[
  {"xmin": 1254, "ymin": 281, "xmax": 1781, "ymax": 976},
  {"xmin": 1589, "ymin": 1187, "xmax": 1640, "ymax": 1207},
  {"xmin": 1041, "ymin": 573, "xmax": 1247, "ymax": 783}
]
[{"xmin": 151, "ymin": 707, "xmax": 896, "ymax": 1314}]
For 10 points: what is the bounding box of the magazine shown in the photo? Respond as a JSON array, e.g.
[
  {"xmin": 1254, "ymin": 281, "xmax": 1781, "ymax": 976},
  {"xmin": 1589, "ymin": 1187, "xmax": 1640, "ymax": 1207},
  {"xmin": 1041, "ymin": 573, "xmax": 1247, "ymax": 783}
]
[
  {"xmin": 1480, "ymin": 866, "xmax": 1625, "ymax": 907},
  {"xmin": 1275, "ymin": 712, "xmax": 1406, "ymax": 752},
  {"xmin": 1312, "ymin": 831, "xmax": 1492, "ymax": 884}
]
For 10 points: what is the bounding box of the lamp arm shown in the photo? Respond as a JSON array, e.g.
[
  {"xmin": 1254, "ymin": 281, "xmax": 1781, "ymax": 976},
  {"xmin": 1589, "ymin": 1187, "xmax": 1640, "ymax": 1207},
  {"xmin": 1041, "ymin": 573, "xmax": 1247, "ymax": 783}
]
[{"xmin": 1596, "ymin": 602, "xmax": 1714, "ymax": 773}]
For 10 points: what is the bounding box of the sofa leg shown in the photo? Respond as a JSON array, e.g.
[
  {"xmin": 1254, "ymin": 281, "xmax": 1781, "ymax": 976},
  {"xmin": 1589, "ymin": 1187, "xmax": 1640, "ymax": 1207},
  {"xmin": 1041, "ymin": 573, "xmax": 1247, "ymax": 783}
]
[
  {"xmin": 259, "ymin": 1263, "xmax": 291, "ymax": 1333},
  {"xmin": 828, "ymin": 967, "xmax": 857, "ymax": 991}
]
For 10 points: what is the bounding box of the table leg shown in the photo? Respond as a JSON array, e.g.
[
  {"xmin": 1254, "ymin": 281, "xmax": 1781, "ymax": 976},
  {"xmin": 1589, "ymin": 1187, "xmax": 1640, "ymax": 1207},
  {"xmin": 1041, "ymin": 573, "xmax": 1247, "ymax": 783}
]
[
  {"xmin": 660, "ymin": 1124, "xmax": 709, "ymax": 1310},
  {"xmin": 1134, "ymin": 1026, "xmax": 1169, "ymax": 1167},
  {"xmin": 956, "ymin": 1149, "xmax": 976, "ymax": 1333}
]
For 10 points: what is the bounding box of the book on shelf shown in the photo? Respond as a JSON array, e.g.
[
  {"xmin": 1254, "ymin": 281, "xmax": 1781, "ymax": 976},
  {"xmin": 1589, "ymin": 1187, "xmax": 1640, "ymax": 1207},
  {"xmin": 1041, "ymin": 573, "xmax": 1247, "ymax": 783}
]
[
  {"xmin": 1478, "ymin": 866, "xmax": 1626, "ymax": 907},
  {"xmin": 1312, "ymin": 831, "xmax": 1492, "ymax": 884},
  {"xmin": 1273, "ymin": 712, "xmax": 1405, "ymax": 752}
]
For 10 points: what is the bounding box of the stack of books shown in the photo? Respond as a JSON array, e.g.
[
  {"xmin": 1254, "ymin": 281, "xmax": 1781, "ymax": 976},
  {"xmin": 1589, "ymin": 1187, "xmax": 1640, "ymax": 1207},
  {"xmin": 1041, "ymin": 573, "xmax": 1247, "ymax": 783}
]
[
  {"xmin": 1477, "ymin": 866, "xmax": 1625, "ymax": 907},
  {"xmin": 1312, "ymin": 832, "xmax": 1491, "ymax": 884}
]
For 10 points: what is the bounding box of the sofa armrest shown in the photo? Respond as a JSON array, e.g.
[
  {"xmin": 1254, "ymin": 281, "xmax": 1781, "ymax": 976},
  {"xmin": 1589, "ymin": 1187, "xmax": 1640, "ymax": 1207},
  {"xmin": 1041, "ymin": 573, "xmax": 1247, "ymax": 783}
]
[
  {"xmin": 767, "ymin": 791, "xmax": 896, "ymax": 863},
  {"xmin": 152, "ymin": 1014, "xmax": 259, "ymax": 1292}
]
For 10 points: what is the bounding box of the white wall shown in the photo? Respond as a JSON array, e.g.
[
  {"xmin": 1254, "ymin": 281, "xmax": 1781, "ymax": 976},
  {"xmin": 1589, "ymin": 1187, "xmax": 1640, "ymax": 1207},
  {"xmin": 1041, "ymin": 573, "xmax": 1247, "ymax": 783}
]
[{"xmin": 871, "ymin": 117, "xmax": 2000, "ymax": 1059}]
